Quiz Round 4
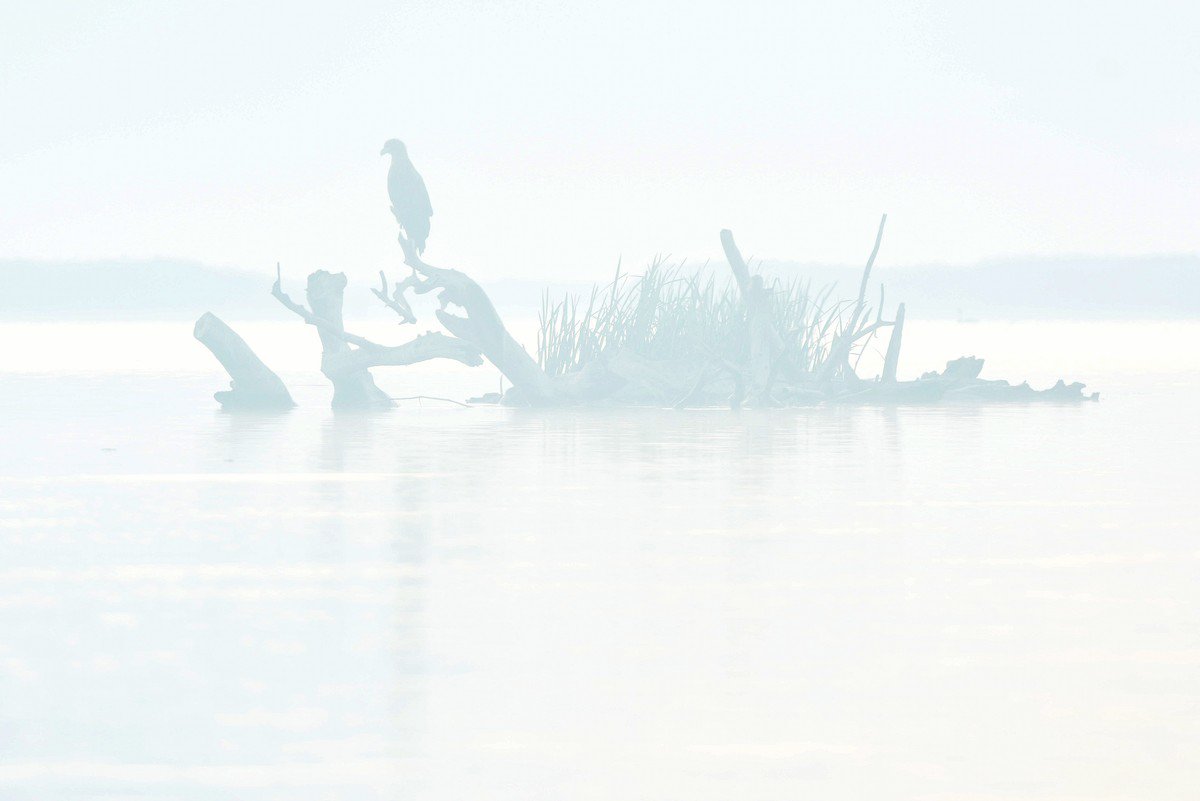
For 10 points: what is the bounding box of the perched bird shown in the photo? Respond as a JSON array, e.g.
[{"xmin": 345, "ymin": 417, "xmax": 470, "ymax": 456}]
[{"xmin": 380, "ymin": 139, "xmax": 433, "ymax": 253}]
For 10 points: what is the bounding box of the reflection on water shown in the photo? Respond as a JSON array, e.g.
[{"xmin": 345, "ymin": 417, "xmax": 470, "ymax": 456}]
[{"xmin": 0, "ymin": 352, "xmax": 1198, "ymax": 799}]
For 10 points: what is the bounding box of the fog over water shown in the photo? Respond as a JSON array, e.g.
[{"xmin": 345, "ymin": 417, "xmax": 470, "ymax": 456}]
[
  {"xmin": 3, "ymin": 2, "xmax": 1199, "ymax": 798},
  {"xmin": 1, "ymin": 320, "xmax": 1197, "ymax": 800}
]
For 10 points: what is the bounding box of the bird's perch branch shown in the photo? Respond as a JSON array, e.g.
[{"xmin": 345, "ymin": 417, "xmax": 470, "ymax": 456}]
[{"xmin": 396, "ymin": 237, "xmax": 564, "ymax": 405}]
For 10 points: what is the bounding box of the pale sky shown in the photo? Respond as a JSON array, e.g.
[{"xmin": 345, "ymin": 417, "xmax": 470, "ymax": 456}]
[{"xmin": 2, "ymin": 1, "xmax": 1197, "ymax": 282}]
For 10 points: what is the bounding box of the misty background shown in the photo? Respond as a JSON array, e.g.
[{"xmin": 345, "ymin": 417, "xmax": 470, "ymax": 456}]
[
  {"xmin": 4, "ymin": 5, "xmax": 1200, "ymax": 800},
  {"xmin": 2, "ymin": 0, "xmax": 1198, "ymax": 312}
]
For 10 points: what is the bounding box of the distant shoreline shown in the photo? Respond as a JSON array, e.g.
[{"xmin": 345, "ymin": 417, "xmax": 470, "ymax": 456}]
[{"xmin": 3, "ymin": 256, "xmax": 1197, "ymax": 322}]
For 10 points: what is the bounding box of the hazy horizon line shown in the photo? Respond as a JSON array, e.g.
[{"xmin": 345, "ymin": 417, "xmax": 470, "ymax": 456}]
[{"xmin": 4, "ymin": 249, "xmax": 1199, "ymax": 280}]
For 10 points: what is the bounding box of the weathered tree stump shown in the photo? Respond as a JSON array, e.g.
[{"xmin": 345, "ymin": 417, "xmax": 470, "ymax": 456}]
[{"xmin": 305, "ymin": 270, "xmax": 394, "ymax": 409}]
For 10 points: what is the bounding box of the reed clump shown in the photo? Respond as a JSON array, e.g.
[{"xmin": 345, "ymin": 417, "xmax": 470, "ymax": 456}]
[{"xmin": 537, "ymin": 258, "xmax": 880, "ymax": 380}]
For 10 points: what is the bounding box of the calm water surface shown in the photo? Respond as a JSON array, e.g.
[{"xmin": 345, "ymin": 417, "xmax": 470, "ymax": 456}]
[{"xmin": 0, "ymin": 320, "xmax": 1197, "ymax": 800}]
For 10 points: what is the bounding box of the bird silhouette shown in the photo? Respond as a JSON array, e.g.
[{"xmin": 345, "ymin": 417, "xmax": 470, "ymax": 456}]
[{"xmin": 380, "ymin": 139, "xmax": 432, "ymax": 253}]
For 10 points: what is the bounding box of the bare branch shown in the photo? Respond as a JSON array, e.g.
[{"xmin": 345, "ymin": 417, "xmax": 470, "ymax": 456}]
[
  {"xmin": 270, "ymin": 263, "xmax": 382, "ymax": 350},
  {"xmin": 371, "ymin": 270, "xmax": 417, "ymax": 324},
  {"xmin": 856, "ymin": 213, "xmax": 887, "ymax": 308},
  {"xmin": 325, "ymin": 331, "xmax": 483, "ymax": 374}
]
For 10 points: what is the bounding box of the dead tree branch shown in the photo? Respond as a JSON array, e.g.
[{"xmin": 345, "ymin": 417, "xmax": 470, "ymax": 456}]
[
  {"xmin": 882, "ymin": 302, "xmax": 906, "ymax": 383},
  {"xmin": 396, "ymin": 237, "xmax": 564, "ymax": 405},
  {"xmin": 371, "ymin": 269, "xmax": 419, "ymax": 324},
  {"xmin": 272, "ymin": 264, "xmax": 482, "ymax": 409}
]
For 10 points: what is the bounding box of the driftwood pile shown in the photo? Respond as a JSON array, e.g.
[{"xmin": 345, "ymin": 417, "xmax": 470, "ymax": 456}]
[{"xmin": 195, "ymin": 216, "xmax": 1098, "ymax": 410}]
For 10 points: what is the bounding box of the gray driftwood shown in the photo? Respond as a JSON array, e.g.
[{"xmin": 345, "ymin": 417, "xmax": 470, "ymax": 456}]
[
  {"xmin": 203, "ymin": 203, "xmax": 1097, "ymax": 410},
  {"xmin": 194, "ymin": 312, "xmax": 295, "ymax": 410}
]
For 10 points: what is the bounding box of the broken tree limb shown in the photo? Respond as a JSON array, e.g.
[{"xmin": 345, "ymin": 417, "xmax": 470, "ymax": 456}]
[
  {"xmin": 194, "ymin": 312, "xmax": 295, "ymax": 410},
  {"xmin": 720, "ymin": 228, "xmax": 754, "ymax": 296},
  {"xmin": 881, "ymin": 302, "xmax": 905, "ymax": 383},
  {"xmin": 371, "ymin": 269, "xmax": 419, "ymax": 324},
  {"xmin": 856, "ymin": 213, "xmax": 887, "ymax": 312},
  {"xmin": 720, "ymin": 229, "xmax": 787, "ymax": 392}
]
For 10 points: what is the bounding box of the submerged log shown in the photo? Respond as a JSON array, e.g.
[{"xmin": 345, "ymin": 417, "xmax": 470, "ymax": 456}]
[
  {"xmin": 894, "ymin": 357, "xmax": 1098, "ymax": 403},
  {"xmin": 194, "ymin": 312, "xmax": 295, "ymax": 410},
  {"xmin": 922, "ymin": 356, "xmax": 985, "ymax": 384}
]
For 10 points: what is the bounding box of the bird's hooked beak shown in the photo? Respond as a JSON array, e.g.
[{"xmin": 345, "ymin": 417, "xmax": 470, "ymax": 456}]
[{"xmin": 379, "ymin": 146, "xmax": 388, "ymax": 156}]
